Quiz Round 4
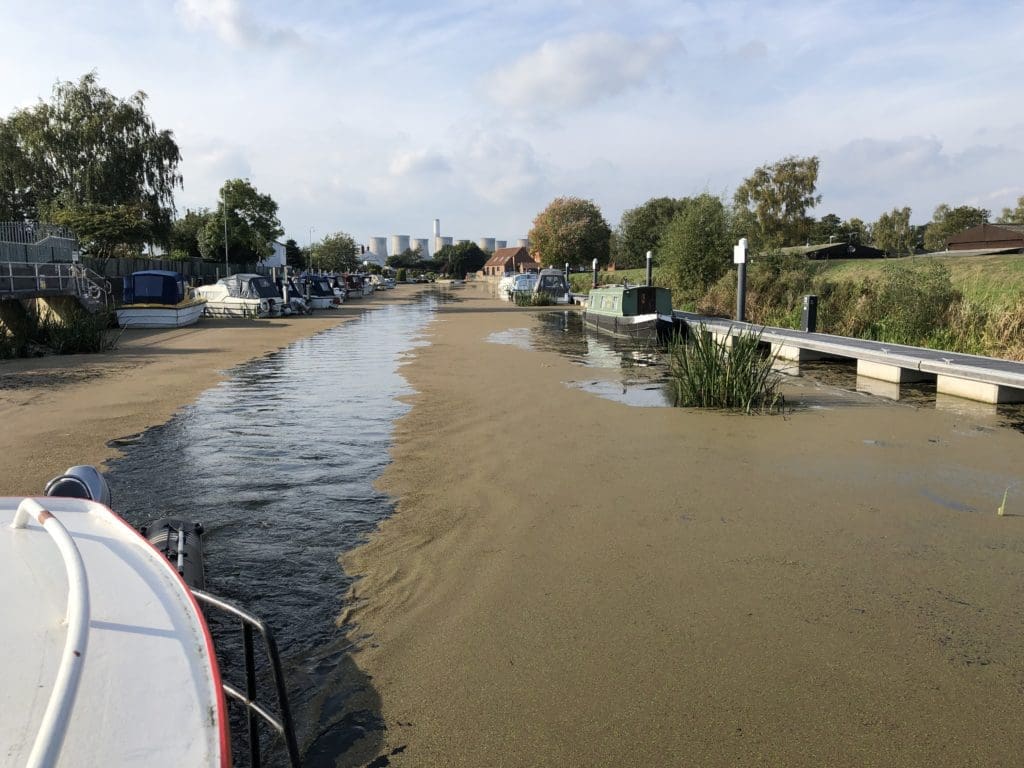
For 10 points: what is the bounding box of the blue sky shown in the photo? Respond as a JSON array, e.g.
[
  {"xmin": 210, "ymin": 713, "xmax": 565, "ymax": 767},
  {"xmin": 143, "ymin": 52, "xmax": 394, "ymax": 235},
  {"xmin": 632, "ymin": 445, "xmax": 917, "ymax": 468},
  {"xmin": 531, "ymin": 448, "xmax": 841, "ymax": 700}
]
[{"xmin": 1, "ymin": 0, "xmax": 1022, "ymax": 251}]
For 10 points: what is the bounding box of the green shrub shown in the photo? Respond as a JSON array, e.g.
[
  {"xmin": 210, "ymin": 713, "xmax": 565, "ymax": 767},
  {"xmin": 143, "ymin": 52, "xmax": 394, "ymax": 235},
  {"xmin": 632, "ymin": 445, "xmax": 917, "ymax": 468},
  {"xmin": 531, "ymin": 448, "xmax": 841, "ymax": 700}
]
[
  {"xmin": 667, "ymin": 325, "xmax": 783, "ymax": 413},
  {"xmin": 38, "ymin": 307, "xmax": 116, "ymax": 354},
  {"xmin": 512, "ymin": 291, "xmax": 558, "ymax": 307}
]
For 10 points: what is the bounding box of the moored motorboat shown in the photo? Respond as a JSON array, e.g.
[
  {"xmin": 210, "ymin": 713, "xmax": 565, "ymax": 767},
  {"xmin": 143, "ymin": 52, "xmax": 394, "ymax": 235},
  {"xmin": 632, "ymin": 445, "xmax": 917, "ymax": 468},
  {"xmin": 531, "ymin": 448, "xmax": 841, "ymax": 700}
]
[
  {"xmin": 584, "ymin": 283, "xmax": 676, "ymax": 340},
  {"xmin": 533, "ymin": 268, "xmax": 571, "ymax": 304},
  {"xmin": 498, "ymin": 272, "xmax": 537, "ymax": 301},
  {"xmin": 297, "ymin": 273, "xmax": 341, "ymax": 310},
  {"xmin": 115, "ymin": 270, "xmax": 206, "ymax": 329},
  {"xmin": 195, "ymin": 273, "xmax": 283, "ymax": 318},
  {"xmin": 1, "ymin": 466, "xmax": 300, "ymax": 767}
]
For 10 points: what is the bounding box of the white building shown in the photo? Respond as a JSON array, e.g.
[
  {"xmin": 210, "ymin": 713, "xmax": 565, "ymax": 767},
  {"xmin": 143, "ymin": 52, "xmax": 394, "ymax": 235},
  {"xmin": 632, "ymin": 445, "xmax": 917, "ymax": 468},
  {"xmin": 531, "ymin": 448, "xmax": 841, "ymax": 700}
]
[{"xmin": 257, "ymin": 240, "xmax": 287, "ymax": 268}]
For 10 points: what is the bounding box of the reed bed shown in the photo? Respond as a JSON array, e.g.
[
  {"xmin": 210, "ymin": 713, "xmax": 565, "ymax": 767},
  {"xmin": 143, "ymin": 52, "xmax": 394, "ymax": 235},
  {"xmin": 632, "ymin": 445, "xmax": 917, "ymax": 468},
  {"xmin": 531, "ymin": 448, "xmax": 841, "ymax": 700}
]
[{"xmin": 667, "ymin": 325, "xmax": 783, "ymax": 413}]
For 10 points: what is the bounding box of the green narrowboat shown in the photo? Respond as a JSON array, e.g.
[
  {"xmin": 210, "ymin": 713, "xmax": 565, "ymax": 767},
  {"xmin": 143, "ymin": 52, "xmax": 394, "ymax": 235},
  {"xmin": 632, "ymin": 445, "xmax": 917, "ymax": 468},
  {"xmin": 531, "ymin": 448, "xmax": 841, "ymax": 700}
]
[{"xmin": 583, "ymin": 283, "xmax": 677, "ymax": 340}]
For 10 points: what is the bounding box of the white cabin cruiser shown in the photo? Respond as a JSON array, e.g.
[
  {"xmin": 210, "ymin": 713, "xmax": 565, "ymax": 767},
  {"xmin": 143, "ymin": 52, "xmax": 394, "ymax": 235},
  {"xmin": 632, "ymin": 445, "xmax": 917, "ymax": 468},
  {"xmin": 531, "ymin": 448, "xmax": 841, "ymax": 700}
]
[
  {"xmin": 498, "ymin": 272, "xmax": 537, "ymax": 301},
  {"xmin": 1, "ymin": 467, "xmax": 301, "ymax": 767},
  {"xmin": 296, "ymin": 274, "xmax": 341, "ymax": 310},
  {"xmin": 195, "ymin": 274, "xmax": 283, "ymax": 318},
  {"xmin": 116, "ymin": 270, "xmax": 207, "ymax": 328}
]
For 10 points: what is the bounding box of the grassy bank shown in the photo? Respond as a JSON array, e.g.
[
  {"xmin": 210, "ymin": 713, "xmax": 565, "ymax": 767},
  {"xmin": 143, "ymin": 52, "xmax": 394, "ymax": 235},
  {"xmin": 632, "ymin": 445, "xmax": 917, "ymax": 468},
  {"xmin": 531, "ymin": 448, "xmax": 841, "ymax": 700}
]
[{"xmin": 571, "ymin": 253, "xmax": 1024, "ymax": 360}]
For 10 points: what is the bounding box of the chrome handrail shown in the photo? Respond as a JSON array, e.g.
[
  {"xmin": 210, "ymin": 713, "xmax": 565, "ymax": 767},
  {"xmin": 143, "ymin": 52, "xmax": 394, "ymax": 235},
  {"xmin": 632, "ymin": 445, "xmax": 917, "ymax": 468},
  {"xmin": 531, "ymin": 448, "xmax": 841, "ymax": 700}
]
[
  {"xmin": 11, "ymin": 499, "xmax": 91, "ymax": 768},
  {"xmin": 191, "ymin": 589, "xmax": 301, "ymax": 768}
]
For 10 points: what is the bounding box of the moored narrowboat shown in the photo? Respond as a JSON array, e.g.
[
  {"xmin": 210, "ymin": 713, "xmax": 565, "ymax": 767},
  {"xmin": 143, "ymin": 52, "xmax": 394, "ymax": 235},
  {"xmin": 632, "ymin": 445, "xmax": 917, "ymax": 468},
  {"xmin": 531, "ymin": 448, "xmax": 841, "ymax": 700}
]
[{"xmin": 583, "ymin": 283, "xmax": 677, "ymax": 340}]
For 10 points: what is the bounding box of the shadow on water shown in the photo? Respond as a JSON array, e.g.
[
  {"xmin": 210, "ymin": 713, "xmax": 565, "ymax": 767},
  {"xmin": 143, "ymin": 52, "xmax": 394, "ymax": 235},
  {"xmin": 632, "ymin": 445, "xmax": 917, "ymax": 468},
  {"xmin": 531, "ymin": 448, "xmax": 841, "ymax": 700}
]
[{"xmin": 106, "ymin": 289, "xmax": 454, "ymax": 767}]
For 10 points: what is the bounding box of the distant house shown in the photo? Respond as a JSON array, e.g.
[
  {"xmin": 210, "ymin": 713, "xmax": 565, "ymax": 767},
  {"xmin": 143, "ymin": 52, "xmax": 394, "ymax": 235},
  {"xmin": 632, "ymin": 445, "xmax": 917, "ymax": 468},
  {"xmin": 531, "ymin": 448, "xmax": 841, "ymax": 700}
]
[
  {"xmin": 947, "ymin": 223, "xmax": 1024, "ymax": 252},
  {"xmin": 257, "ymin": 240, "xmax": 287, "ymax": 268},
  {"xmin": 482, "ymin": 246, "xmax": 539, "ymax": 276},
  {"xmin": 779, "ymin": 242, "xmax": 885, "ymax": 260}
]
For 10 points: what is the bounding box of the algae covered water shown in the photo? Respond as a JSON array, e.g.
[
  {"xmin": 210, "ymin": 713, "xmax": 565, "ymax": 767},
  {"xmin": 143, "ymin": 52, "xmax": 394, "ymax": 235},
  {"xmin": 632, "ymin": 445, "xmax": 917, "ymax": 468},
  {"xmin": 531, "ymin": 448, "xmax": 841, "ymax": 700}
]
[{"xmin": 105, "ymin": 293, "xmax": 442, "ymax": 765}]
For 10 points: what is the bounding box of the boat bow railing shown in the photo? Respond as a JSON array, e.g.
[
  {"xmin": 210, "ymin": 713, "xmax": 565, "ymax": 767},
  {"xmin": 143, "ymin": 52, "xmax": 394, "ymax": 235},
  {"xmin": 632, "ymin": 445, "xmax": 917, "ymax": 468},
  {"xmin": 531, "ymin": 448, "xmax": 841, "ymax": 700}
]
[
  {"xmin": 11, "ymin": 498, "xmax": 91, "ymax": 768},
  {"xmin": 192, "ymin": 589, "xmax": 302, "ymax": 768}
]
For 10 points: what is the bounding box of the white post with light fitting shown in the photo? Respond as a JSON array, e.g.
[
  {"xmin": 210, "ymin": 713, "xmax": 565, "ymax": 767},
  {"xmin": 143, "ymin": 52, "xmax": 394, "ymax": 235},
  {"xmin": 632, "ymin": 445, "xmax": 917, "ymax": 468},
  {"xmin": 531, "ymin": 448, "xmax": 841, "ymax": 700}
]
[{"xmin": 734, "ymin": 237, "xmax": 748, "ymax": 323}]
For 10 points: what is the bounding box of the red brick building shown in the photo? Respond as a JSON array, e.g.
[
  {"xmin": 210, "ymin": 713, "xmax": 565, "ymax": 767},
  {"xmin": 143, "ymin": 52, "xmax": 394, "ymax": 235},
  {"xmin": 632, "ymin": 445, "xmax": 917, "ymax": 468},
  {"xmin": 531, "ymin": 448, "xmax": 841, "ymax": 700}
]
[{"xmin": 482, "ymin": 246, "xmax": 540, "ymax": 276}]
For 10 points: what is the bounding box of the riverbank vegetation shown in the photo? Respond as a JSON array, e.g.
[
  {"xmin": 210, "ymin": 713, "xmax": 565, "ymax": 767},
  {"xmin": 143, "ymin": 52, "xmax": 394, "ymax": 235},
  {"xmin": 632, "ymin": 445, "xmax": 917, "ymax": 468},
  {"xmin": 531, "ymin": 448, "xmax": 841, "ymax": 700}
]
[
  {"xmin": 570, "ymin": 252, "xmax": 1024, "ymax": 360},
  {"xmin": 667, "ymin": 327, "xmax": 783, "ymax": 413},
  {"xmin": 0, "ymin": 306, "xmax": 116, "ymax": 359}
]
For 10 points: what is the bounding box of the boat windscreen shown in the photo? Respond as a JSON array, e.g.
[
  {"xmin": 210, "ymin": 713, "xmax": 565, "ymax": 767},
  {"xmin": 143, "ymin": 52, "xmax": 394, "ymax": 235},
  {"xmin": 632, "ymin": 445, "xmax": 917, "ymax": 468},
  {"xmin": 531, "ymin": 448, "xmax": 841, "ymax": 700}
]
[
  {"xmin": 245, "ymin": 277, "xmax": 280, "ymax": 299},
  {"xmin": 537, "ymin": 274, "xmax": 567, "ymax": 293},
  {"xmin": 130, "ymin": 274, "xmax": 183, "ymax": 304}
]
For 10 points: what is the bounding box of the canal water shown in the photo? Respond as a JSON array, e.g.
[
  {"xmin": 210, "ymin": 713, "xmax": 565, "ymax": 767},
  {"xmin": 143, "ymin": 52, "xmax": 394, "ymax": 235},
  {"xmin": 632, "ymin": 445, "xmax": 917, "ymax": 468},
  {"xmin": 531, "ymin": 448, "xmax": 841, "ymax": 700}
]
[{"xmin": 106, "ymin": 292, "xmax": 444, "ymax": 765}]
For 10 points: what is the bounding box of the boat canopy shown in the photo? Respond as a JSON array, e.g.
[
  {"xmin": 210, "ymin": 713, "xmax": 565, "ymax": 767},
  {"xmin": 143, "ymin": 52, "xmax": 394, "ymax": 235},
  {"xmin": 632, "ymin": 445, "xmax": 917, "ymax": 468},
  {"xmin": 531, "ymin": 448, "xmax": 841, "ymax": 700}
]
[
  {"xmin": 123, "ymin": 270, "xmax": 187, "ymax": 305},
  {"xmin": 534, "ymin": 269, "xmax": 568, "ymax": 296},
  {"xmin": 217, "ymin": 273, "xmax": 279, "ymax": 299}
]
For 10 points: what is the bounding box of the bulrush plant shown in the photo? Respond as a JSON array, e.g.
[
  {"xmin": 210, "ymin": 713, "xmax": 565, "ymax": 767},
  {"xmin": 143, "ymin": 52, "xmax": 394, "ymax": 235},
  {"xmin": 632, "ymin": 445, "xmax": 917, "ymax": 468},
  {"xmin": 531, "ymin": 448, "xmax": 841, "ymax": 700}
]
[
  {"xmin": 512, "ymin": 291, "xmax": 558, "ymax": 307},
  {"xmin": 667, "ymin": 325, "xmax": 783, "ymax": 413},
  {"xmin": 37, "ymin": 307, "xmax": 117, "ymax": 355}
]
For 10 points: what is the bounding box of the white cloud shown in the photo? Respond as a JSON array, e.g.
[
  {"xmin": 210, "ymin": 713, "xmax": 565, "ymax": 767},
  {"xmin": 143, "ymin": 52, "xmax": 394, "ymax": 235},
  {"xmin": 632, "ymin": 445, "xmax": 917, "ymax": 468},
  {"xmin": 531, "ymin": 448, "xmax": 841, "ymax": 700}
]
[
  {"xmin": 388, "ymin": 150, "xmax": 452, "ymax": 178},
  {"xmin": 484, "ymin": 31, "xmax": 683, "ymax": 112},
  {"xmin": 820, "ymin": 135, "xmax": 1024, "ymax": 221},
  {"xmin": 176, "ymin": 0, "xmax": 302, "ymax": 48}
]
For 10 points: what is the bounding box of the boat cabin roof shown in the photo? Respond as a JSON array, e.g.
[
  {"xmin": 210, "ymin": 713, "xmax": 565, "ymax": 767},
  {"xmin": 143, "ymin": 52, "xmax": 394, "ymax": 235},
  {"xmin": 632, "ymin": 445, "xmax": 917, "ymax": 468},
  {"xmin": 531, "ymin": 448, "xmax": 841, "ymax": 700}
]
[
  {"xmin": 0, "ymin": 497, "xmax": 227, "ymax": 766},
  {"xmin": 124, "ymin": 271, "xmax": 188, "ymax": 305}
]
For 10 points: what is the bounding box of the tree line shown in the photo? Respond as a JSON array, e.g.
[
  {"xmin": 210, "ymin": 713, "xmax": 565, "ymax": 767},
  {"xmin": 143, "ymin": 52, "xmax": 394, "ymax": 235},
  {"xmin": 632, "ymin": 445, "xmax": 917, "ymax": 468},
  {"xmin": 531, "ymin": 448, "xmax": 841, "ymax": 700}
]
[
  {"xmin": 0, "ymin": 72, "xmax": 362, "ymax": 271},
  {"xmin": 528, "ymin": 156, "xmax": 1024, "ymax": 298}
]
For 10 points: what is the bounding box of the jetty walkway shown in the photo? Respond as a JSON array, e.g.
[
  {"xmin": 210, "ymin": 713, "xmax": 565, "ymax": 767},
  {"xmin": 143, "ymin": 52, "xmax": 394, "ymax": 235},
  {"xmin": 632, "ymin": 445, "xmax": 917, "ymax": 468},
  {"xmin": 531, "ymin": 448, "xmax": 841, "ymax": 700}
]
[{"xmin": 673, "ymin": 310, "xmax": 1024, "ymax": 404}]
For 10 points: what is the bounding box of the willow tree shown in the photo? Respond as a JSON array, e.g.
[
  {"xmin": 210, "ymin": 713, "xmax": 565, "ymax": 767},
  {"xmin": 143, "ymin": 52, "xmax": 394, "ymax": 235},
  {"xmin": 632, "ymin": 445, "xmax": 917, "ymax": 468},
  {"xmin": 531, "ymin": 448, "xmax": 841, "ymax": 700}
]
[{"xmin": 0, "ymin": 71, "xmax": 182, "ymax": 254}]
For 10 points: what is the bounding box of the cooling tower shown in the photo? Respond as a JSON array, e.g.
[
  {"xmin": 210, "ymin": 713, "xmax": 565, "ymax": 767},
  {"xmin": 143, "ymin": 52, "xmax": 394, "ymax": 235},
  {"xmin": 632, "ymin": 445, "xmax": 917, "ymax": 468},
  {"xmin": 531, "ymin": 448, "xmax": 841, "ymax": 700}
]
[
  {"xmin": 495, "ymin": 240, "xmax": 507, "ymax": 249},
  {"xmin": 516, "ymin": 238, "xmax": 530, "ymax": 248},
  {"xmin": 477, "ymin": 237, "xmax": 496, "ymax": 252},
  {"xmin": 390, "ymin": 235, "xmax": 410, "ymax": 255},
  {"xmin": 456, "ymin": 239, "xmax": 470, "ymax": 246},
  {"xmin": 441, "ymin": 236, "xmax": 453, "ymax": 247},
  {"xmin": 413, "ymin": 238, "xmax": 430, "ymax": 257},
  {"xmin": 369, "ymin": 237, "xmax": 389, "ymax": 259}
]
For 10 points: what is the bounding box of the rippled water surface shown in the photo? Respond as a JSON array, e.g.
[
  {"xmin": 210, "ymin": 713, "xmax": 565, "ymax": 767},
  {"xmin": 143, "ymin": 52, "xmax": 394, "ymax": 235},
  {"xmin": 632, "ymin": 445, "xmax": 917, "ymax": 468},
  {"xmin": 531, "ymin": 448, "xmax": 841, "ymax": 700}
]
[{"xmin": 106, "ymin": 292, "xmax": 443, "ymax": 765}]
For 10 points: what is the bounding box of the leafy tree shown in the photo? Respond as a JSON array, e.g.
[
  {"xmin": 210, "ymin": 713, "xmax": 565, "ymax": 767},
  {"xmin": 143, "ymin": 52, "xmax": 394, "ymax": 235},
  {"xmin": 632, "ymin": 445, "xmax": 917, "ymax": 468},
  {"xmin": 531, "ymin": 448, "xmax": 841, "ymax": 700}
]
[
  {"xmin": 49, "ymin": 203, "xmax": 151, "ymax": 259},
  {"xmin": 615, "ymin": 197, "xmax": 690, "ymax": 268},
  {"xmin": 435, "ymin": 241, "xmax": 488, "ymax": 277},
  {"xmin": 284, "ymin": 238, "xmax": 303, "ymax": 268},
  {"xmin": 0, "ymin": 71, "xmax": 181, "ymax": 243},
  {"xmin": 733, "ymin": 155, "xmax": 821, "ymax": 249},
  {"xmin": 169, "ymin": 208, "xmax": 210, "ymax": 261},
  {"xmin": 872, "ymin": 207, "xmax": 914, "ymax": 256},
  {"xmin": 528, "ymin": 196, "xmax": 611, "ymax": 268},
  {"xmin": 312, "ymin": 231, "xmax": 359, "ymax": 272},
  {"xmin": 198, "ymin": 178, "xmax": 283, "ymax": 262},
  {"xmin": 843, "ymin": 217, "xmax": 869, "ymax": 246},
  {"xmin": 998, "ymin": 196, "xmax": 1024, "ymax": 224},
  {"xmin": 386, "ymin": 247, "xmax": 435, "ymax": 270},
  {"xmin": 923, "ymin": 204, "xmax": 989, "ymax": 251},
  {"xmin": 812, "ymin": 213, "xmax": 844, "ymax": 243},
  {"xmin": 660, "ymin": 193, "xmax": 733, "ymax": 295}
]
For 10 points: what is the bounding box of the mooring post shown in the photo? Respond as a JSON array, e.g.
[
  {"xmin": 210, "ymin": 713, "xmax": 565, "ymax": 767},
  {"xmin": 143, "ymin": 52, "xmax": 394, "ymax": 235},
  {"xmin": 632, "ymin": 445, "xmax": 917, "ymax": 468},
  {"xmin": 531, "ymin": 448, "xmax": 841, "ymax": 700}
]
[
  {"xmin": 646, "ymin": 250, "xmax": 653, "ymax": 286},
  {"xmin": 802, "ymin": 294, "xmax": 818, "ymax": 332},
  {"xmin": 592, "ymin": 258, "xmax": 598, "ymax": 289},
  {"xmin": 733, "ymin": 238, "xmax": 748, "ymax": 323}
]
